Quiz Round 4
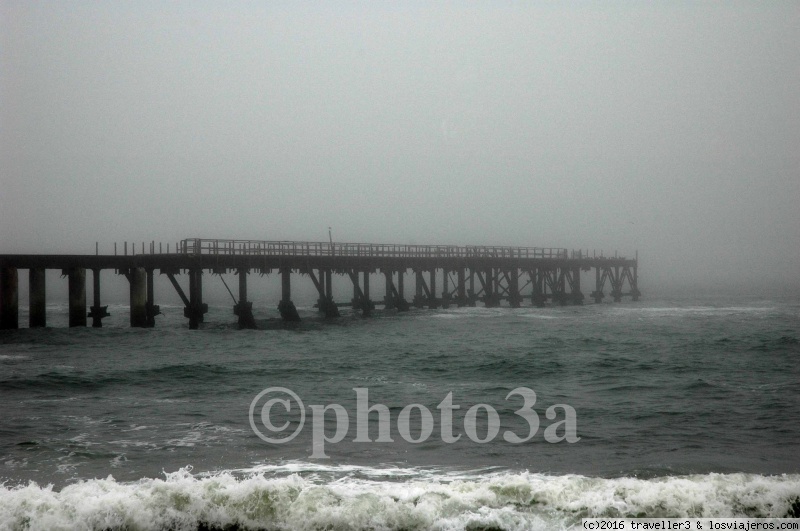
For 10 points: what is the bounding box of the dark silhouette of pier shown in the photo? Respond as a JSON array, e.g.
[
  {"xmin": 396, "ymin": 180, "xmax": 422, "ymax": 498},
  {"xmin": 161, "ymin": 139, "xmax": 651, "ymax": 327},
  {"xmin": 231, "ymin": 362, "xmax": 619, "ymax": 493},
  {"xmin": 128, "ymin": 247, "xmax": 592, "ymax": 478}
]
[{"xmin": 0, "ymin": 239, "xmax": 639, "ymax": 329}]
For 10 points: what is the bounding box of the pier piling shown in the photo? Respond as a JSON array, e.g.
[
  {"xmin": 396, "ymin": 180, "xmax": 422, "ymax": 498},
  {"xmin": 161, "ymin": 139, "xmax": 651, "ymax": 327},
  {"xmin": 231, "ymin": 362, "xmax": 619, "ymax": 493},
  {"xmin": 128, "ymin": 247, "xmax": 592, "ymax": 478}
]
[
  {"xmin": 396, "ymin": 271, "xmax": 408, "ymax": 311},
  {"xmin": 363, "ymin": 271, "xmax": 372, "ymax": 315},
  {"xmin": 348, "ymin": 270, "xmax": 373, "ymax": 316},
  {"xmin": 413, "ymin": 270, "xmax": 425, "ymax": 308},
  {"xmin": 0, "ymin": 267, "xmax": 18, "ymax": 329},
  {"xmin": 508, "ymin": 269, "xmax": 521, "ymax": 308},
  {"xmin": 88, "ymin": 269, "xmax": 109, "ymax": 327},
  {"xmin": 67, "ymin": 268, "xmax": 86, "ymax": 327},
  {"xmin": 441, "ymin": 270, "xmax": 450, "ymax": 309},
  {"xmin": 324, "ymin": 270, "xmax": 339, "ymax": 317},
  {"xmin": 29, "ymin": 268, "xmax": 46, "ymax": 328},
  {"xmin": 311, "ymin": 268, "xmax": 338, "ymax": 317},
  {"xmin": 313, "ymin": 269, "xmax": 326, "ymax": 313},
  {"xmin": 558, "ymin": 269, "xmax": 569, "ymax": 305},
  {"xmin": 185, "ymin": 269, "xmax": 208, "ymax": 329},
  {"xmin": 145, "ymin": 269, "xmax": 160, "ymax": 327},
  {"xmin": 428, "ymin": 270, "xmax": 438, "ymax": 309},
  {"xmin": 592, "ymin": 267, "xmax": 604, "ymax": 304},
  {"xmin": 571, "ymin": 267, "xmax": 584, "ymax": 304},
  {"xmin": 611, "ymin": 267, "xmax": 622, "ymax": 302},
  {"xmin": 532, "ymin": 270, "xmax": 546, "ymax": 307},
  {"xmin": 456, "ymin": 269, "xmax": 466, "ymax": 307},
  {"xmin": 278, "ymin": 267, "xmax": 300, "ymax": 321},
  {"xmin": 383, "ymin": 270, "xmax": 395, "ymax": 310},
  {"xmin": 468, "ymin": 270, "xmax": 477, "ymax": 306},
  {"xmin": 129, "ymin": 267, "xmax": 147, "ymax": 327},
  {"xmin": 483, "ymin": 268, "xmax": 500, "ymax": 308},
  {"xmin": 234, "ymin": 268, "xmax": 256, "ymax": 329}
]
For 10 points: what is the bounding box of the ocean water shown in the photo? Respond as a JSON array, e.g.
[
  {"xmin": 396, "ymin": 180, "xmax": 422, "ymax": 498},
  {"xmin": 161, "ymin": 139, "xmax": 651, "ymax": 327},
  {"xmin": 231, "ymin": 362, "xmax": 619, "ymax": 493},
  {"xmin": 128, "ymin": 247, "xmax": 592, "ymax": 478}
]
[{"xmin": 1, "ymin": 295, "xmax": 799, "ymax": 530}]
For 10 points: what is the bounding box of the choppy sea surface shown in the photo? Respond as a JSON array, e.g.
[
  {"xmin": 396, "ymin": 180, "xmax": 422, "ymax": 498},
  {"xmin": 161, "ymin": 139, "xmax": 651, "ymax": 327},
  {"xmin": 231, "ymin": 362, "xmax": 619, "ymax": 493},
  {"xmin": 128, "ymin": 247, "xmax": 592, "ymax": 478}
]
[{"xmin": 1, "ymin": 294, "xmax": 799, "ymax": 530}]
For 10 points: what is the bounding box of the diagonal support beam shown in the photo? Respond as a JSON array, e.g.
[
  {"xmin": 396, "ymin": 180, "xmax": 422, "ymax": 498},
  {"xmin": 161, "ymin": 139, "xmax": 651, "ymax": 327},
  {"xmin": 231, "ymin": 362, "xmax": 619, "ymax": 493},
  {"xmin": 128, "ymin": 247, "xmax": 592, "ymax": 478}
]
[
  {"xmin": 307, "ymin": 269, "xmax": 323, "ymax": 295},
  {"xmin": 166, "ymin": 272, "xmax": 190, "ymax": 307},
  {"xmin": 348, "ymin": 270, "xmax": 373, "ymax": 316}
]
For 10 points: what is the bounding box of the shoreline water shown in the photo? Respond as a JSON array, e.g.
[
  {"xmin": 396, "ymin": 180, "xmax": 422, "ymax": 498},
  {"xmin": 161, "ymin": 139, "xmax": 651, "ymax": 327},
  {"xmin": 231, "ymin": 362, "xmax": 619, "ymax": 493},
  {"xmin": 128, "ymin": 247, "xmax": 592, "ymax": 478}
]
[{"xmin": 2, "ymin": 295, "xmax": 799, "ymax": 528}]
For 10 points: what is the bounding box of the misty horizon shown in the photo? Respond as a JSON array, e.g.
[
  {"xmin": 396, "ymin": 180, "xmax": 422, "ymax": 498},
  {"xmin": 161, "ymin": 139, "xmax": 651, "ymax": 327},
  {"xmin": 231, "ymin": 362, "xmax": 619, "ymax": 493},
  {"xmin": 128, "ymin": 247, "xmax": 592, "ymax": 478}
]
[{"xmin": 2, "ymin": 2, "xmax": 799, "ymax": 292}]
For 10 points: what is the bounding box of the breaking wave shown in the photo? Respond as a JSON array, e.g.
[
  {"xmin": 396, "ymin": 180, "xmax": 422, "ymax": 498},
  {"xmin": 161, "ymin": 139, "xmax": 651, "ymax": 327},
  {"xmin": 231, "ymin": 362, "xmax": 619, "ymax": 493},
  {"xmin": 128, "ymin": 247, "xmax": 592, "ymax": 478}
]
[{"xmin": 1, "ymin": 465, "xmax": 799, "ymax": 530}]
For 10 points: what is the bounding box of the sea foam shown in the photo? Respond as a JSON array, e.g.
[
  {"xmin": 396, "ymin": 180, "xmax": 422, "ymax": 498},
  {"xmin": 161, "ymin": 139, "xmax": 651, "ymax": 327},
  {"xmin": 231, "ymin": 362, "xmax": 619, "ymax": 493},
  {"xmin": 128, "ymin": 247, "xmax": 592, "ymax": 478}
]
[{"xmin": 1, "ymin": 467, "xmax": 798, "ymax": 530}]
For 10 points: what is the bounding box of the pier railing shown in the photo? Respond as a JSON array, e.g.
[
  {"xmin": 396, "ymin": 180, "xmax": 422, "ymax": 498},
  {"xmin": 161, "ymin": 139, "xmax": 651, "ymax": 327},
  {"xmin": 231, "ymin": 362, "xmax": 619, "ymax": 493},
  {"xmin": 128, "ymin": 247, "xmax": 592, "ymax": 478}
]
[{"xmin": 179, "ymin": 239, "xmax": 572, "ymax": 259}]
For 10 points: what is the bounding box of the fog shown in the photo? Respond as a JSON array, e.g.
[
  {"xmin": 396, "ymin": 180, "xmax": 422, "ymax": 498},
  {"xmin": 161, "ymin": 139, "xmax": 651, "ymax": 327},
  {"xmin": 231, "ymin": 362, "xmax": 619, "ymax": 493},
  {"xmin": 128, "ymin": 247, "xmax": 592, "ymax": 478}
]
[{"xmin": 2, "ymin": 2, "xmax": 799, "ymax": 294}]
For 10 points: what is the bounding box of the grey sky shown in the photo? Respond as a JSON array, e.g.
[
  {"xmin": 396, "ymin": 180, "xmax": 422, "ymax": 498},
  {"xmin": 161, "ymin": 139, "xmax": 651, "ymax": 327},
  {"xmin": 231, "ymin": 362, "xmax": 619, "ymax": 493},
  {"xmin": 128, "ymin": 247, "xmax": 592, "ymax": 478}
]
[{"xmin": 2, "ymin": 2, "xmax": 798, "ymax": 291}]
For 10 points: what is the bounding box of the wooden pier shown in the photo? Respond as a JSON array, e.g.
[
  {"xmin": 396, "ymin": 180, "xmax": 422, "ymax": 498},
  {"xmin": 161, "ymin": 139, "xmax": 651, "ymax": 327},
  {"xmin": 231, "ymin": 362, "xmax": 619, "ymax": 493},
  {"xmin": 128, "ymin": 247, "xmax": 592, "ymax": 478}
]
[{"xmin": 0, "ymin": 239, "xmax": 640, "ymax": 330}]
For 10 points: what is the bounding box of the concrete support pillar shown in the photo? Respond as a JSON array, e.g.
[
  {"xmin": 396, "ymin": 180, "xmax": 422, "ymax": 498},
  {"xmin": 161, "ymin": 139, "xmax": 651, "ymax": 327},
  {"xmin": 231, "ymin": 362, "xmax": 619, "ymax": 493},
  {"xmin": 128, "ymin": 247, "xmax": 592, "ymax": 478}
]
[
  {"xmin": 508, "ymin": 269, "xmax": 521, "ymax": 308},
  {"xmin": 88, "ymin": 269, "xmax": 109, "ymax": 327},
  {"xmin": 362, "ymin": 271, "xmax": 373, "ymax": 316},
  {"xmin": 351, "ymin": 272, "xmax": 360, "ymax": 304},
  {"xmin": 320, "ymin": 269, "xmax": 339, "ymax": 317},
  {"xmin": 349, "ymin": 271, "xmax": 372, "ymax": 316},
  {"xmin": 468, "ymin": 269, "xmax": 477, "ymax": 306},
  {"xmin": 29, "ymin": 268, "xmax": 46, "ymax": 328},
  {"xmin": 196, "ymin": 270, "xmax": 205, "ymax": 322},
  {"xmin": 592, "ymin": 267, "xmax": 604, "ymax": 304},
  {"xmin": 441, "ymin": 270, "xmax": 450, "ymax": 309},
  {"xmin": 413, "ymin": 270, "xmax": 425, "ymax": 308},
  {"xmin": 384, "ymin": 271, "xmax": 395, "ymax": 310},
  {"xmin": 543, "ymin": 270, "xmax": 551, "ymax": 307},
  {"xmin": 632, "ymin": 265, "xmax": 640, "ymax": 301},
  {"xmin": 557, "ymin": 268, "xmax": 568, "ymax": 305},
  {"xmin": 281, "ymin": 268, "xmax": 291, "ymax": 302},
  {"xmin": 130, "ymin": 267, "xmax": 148, "ymax": 327},
  {"xmin": 185, "ymin": 269, "xmax": 207, "ymax": 329},
  {"xmin": 395, "ymin": 270, "xmax": 409, "ymax": 311},
  {"xmin": 325, "ymin": 270, "xmax": 333, "ymax": 300},
  {"xmin": 189, "ymin": 269, "xmax": 199, "ymax": 329},
  {"xmin": 532, "ymin": 270, "xmax": 546, "ymax": 307},
  {"xmin": 484, "ymin": 268, "xmax": 499, "ymax": 307},
  {"xmin": 317, "ymin": 269, "xmax": 326, "ymax": 313},
  {"xmin": 68, "ymin": 268, "xmax": 87, "ymax": 327},
  {"xmin": 456, "ymin": 269, "xmax": 466, "ymax": 307},
  {"xmin": 239, "ymin": 268, "xmax": 248, "ymax": 303},
  {"xmin": 0, "ymin": 267, "xmax": 19, "ymax": 330},
  {"xmin": 145, "ymin": 269, "xmax": 160, "ymax": 327},
  {"xmin": 234, "ymin": 268, "xmax": 256, "ymax": 329},
  {"xmin": 278, "ymin": 267, "xmax": 300, "ymax": 321},
  {"xmin": 571, "ymin": 267, "xmax": 584, "ymax": 305},
  {"xmin": 428, "ymin": 270, "xmax": 438, "ymax": 309}
]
